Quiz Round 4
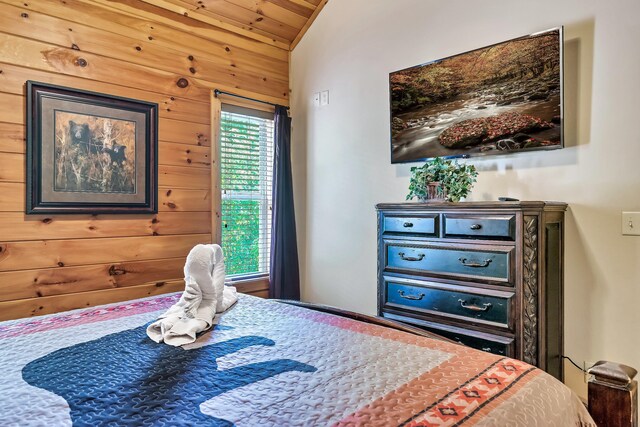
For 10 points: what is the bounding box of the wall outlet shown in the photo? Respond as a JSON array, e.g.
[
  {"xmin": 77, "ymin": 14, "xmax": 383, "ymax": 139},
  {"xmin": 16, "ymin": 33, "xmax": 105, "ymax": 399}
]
[
  {"xmin": 622, "ymin": 212, "xmax": 640, "ymax": 235},
  {"xmin": 312, "ymin": 92, "xmax": 320, "ymax": 107},
  {"xmin": 320, "ymin": 90, "xmax": 329, "ymax": 106}
]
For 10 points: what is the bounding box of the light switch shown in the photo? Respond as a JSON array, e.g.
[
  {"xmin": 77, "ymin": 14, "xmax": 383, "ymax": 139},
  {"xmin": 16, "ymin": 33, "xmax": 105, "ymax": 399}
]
[
  {"xmin": 312, "ymin": 92, "xmax": 320, "ymax": 107},
  {"xmin": 320, "ymin": 90, "xmax": 329, "ymax": 106},
  {"xmin": 622, "ymin": 212, "xmax": 640, "ymax": 235}
]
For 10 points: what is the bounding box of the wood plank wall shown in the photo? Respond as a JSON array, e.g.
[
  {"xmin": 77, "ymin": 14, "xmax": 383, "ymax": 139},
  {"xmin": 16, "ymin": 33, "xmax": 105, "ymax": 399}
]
[{"xmin": 0, "ymin": 0, "xmax": 285, "ymax": 320}]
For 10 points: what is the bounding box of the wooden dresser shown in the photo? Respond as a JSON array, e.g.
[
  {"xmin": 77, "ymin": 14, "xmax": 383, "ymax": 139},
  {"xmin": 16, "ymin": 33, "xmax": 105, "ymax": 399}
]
[{"xmin": 376, "ymin": 201, "xmax": 567, "ymax": 380}]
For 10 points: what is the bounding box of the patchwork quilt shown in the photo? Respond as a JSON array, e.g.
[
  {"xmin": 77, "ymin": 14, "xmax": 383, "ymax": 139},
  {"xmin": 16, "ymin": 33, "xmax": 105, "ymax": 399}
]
[{"xmin": 0, "ymin": 293, "xmax": 594, "ymax": 426}]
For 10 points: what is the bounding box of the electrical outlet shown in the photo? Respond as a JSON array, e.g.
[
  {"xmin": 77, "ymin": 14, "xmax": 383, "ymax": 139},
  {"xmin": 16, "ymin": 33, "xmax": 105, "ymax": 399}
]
[
  {"xmin": 622, "ymin": 212, "xmax": 640, "ymax": 235},
  {"xmin": 320, "ymin": 90, "xmax": 329, "ymax": 106},
  {"xmin": 312, "ymin": 92, "xmax": 320, "ymax": 107}
]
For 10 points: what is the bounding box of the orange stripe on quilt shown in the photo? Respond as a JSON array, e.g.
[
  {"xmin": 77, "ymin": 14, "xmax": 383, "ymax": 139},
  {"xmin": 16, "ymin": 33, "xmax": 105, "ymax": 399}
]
[
  {"xmin": 272, "ymin": 301, "xmax": 542, "ymax": 427},
  {"xmin": 279, "ymin": 304, "xmax": 482, "ymax": 351},
  {"xmin": 403, "ymin": 359, "xmax": 538, "ymax": 427},
  {"xmin": 455, "ymin": 365, "xmax": 542, "ymax": 427},
  {"xmin": 332, "ymin": 351, "xmax": 499, "ymax": 426}
]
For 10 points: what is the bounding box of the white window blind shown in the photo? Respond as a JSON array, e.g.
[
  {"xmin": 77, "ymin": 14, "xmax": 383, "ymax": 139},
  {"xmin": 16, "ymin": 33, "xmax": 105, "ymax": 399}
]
[{"xmin": 220, "ymin": 105, "xmax": 274, "ymax": 278}]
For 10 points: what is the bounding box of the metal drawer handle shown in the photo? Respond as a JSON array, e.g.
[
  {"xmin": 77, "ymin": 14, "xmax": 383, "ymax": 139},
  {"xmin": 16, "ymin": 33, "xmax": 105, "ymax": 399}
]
[
  {"xmin": 458, "ymin": 299, "xmax": 492, "ymax": 312},
  {"xmin": 482, "ymin": 347, "xmax": 492, "ymax": 352},
  {"xmin": 470, "ymin": 223, "xmax": 483, "ymax": 230},
  {"xmin": 398, "ymin": 290, "xmax": 425, "ymax": 301},
  {"xmin": 398, "ymin": 252, "xmax": 425, "ymax": 262},
  {"xmin": 458, "ymin": 257, "xmax": 492, "ymax": 268},
  {"xmin": 403, "ymin": 222, "xmax": 414, "ymax": 228}
]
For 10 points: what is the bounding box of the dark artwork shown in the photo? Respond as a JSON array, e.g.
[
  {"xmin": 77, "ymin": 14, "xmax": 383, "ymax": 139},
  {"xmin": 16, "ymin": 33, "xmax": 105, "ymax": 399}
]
[
  {"xmin": 390, "ymin": 28, "xmax": 562, "ymax": 163},
  {"xmin": 27, "ymin": 81, "xmax": 157, "ymax": 214},
  {"xmin": 55, "ymin": 112, "xmax": 136, "ymax": 194},
  {"xmin": 22, "ymin": 324, "xmax": 317, "ymax": 426}
]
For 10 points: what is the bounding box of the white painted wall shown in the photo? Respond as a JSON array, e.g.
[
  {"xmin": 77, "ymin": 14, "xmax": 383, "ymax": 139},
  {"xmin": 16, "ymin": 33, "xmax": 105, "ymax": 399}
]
[{"xmin": 290, "ymin": 0, "xmax": 640, "ymax": 396}]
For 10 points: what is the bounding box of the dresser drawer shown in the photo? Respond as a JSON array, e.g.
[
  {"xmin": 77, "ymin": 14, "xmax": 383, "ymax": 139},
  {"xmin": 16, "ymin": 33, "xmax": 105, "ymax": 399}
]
[
  {"xmin": 382, "ymin": 214, "xmax": 438, "ymax": 236},
  {"xmin": 385, "ymin": 280, "xmax": 513, "ymax": 329},
  {"xmin": 443, "ymin": 214, "xmax": 516, "ymax": 241},
  {"xmin": 385, "ymin": 241, "xmax": 513, "ymax": 284},
  {"xmin": 423, "ymin": 325, "xmax": 514, "ymax": 357},
  {"xmin": 381, "ymin": 311, "xmax": 515, "ymax": 357}
]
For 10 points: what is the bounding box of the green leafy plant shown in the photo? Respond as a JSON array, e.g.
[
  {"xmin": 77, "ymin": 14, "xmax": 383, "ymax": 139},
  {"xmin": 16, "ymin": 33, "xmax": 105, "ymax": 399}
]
[{"xmin": 406, "ymin": 157, "xmax": 478, "ymax": 202}]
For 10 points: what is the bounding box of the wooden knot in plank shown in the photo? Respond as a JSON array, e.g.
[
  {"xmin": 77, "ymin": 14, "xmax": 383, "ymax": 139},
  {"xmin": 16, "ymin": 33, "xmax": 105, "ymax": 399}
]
[{"xmin": 108, "ymin": 265, "xmax": 126, "ymax": 276}]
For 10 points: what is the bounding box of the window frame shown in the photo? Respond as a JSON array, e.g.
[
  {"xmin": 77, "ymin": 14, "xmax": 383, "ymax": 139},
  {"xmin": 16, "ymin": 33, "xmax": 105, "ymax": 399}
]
[{"xmin": 211, "ymin": 93, "xmax": 275, "ymax": 296}]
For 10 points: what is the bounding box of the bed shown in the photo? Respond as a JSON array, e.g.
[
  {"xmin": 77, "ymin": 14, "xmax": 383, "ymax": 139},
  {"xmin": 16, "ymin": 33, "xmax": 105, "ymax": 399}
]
[{"xmin": 0, "ymin": 292, "xmax": 607, "ymax": 426}]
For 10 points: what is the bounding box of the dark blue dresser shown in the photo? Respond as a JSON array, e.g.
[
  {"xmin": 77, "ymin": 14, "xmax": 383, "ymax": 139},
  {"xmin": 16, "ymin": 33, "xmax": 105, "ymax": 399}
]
[{"xmin": 376, "ymin": 201, "xmax": 566, "ymax": 380}]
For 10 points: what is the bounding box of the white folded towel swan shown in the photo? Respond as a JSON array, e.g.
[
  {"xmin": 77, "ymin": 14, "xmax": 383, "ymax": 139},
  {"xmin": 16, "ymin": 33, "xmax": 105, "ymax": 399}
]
[{"xmin": 146, "ymin": 244, "xmax": 238, "ymax": 346}]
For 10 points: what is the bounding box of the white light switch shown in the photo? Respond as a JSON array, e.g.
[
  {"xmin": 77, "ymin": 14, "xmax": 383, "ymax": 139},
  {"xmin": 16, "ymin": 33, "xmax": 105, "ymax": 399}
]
[
  {"xmin": 622, "ymin": 212, "xmax": 640, "ymax": 235},
  {"xmin": 320, "ymin": 90, "xmax": 329, "ymax": 106},
  {"xmin": 312, "ymin": 92, "xmax": 320, "ymax": 107}
]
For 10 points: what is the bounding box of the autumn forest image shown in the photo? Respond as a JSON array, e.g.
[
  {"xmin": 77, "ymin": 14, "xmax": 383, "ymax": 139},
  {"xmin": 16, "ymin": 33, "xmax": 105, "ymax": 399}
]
[{"xmin": 390, "ymin": 29, "xmax": 562, "ymax": 162}]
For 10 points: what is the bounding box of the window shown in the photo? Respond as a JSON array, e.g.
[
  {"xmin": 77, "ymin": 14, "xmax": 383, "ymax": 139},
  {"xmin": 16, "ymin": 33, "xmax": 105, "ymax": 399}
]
[{"xmin": 220, "ymin": 105, "xmax": 274, "ymax": 278}]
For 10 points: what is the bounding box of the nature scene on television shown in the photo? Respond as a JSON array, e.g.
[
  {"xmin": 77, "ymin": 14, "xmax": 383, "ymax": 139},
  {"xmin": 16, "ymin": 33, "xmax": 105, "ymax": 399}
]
[
  {"xmin": 54, "ymin": 111, "xmax": 136, "ymax": 193},
  {"xmin": 390, "ymin": 28, "xmax": 562, "ymax": 163}
]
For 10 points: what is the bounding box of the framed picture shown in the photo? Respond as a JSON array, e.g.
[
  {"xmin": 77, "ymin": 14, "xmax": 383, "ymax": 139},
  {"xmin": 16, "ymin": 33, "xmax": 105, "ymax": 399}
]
[
  {"xmin": 389, "ymin": 28, "xmax": 563, "ymax": 163},
  {"xmin": 26, "ymin": 81, "xmax": 158, "ymax": 214}
]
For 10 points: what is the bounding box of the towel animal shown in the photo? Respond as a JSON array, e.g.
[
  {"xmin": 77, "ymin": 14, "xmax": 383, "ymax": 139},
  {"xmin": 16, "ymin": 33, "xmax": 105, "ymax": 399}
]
[{"xmin": 146, "ymin": 244, "xmax": 238, "ymax": 346}]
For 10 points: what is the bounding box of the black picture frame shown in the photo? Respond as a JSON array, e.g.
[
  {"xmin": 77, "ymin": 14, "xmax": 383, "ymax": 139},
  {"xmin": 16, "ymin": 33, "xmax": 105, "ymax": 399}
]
[{"xmin": 26, "ymin": 81, "xmax": 158, "ymax": 214}]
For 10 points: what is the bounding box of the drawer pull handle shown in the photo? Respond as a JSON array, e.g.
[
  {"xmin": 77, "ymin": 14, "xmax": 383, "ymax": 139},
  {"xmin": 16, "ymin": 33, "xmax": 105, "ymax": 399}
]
[
  {"xmin": 458, "ymin": 257, "xmax": 492, "ymax": 268},
  {"xmin": 398, "ymin": 252, "xmax": 425, "ymax": 262},
  {"xmin": 470, "ymin": 224, "xmax": 483, "ymax": 230},
  {"xmin": 458, "ymin": 299, "xmax": 492, "ymax": 312},
  {"xmin": 398, "ymin": 290, "xmax": 425, "ymax": 301},
  {"xmin": 482, "ymin": 347, "xmax": 492, "ymax": 352},
  {"xmin": 403, "ymin": 222, "xmax": 414, "ymax": 228}
]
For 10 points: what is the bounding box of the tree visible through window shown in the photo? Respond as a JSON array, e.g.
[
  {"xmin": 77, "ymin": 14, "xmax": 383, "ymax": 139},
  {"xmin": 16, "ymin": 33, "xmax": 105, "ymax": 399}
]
[{"xmin": 220, "ymin": 106, "xmax": 274, "ymax": 278}]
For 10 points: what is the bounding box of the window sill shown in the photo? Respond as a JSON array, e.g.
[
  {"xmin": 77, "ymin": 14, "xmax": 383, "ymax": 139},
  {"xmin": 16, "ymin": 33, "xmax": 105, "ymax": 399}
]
[{"xmin": 227, "ymin": 275, "xmax": 269, "ymax": 298}]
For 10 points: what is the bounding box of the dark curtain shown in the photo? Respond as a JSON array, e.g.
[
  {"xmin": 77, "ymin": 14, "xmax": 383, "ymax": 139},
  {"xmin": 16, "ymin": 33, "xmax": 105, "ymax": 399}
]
[{"xmin": 269, "ymin": 106, "xmax": 300, "ymax": 300}]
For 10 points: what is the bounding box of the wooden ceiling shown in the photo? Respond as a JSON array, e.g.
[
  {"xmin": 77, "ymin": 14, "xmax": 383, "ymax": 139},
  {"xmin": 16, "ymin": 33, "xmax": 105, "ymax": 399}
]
[{"xmin": 134, "ymin": 0, "xmax": 329, "ymax": 50}]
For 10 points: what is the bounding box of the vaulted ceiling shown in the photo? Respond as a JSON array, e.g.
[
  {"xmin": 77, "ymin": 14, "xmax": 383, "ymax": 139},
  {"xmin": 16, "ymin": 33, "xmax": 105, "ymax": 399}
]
[{"xmin": 131, "ymin": 0, "xmax": 328, "ymax": 51}]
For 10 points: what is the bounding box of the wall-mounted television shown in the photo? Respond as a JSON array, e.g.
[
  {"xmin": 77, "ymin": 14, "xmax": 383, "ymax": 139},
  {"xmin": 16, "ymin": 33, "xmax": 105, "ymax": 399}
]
[{"xmin": 390, "ymin": 28, "xmax": 563, "ymax": 163}]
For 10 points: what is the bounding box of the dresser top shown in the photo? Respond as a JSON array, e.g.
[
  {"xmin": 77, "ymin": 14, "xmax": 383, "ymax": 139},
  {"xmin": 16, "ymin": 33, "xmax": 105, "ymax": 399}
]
[{"xmin": 376, "ymin": 201, "xmax": 567, "ymax": 211}]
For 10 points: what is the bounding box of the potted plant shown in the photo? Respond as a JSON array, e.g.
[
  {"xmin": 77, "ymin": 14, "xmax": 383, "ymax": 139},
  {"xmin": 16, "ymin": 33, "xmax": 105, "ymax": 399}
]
[{"xmin": 406, "ymin": 157, "xmax": 478, "ymax": 202}]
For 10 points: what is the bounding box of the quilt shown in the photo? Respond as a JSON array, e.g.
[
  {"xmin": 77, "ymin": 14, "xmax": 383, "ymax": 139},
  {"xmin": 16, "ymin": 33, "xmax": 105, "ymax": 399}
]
[{"xmin": 0, "ymin": 293, "xmax": 594, "ymax": 426}]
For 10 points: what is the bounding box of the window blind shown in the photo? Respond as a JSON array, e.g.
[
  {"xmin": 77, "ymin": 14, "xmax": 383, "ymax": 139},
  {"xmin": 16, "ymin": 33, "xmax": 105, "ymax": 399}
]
[{"xmin": 220, "ymin": 105, "xmax": 274, "ymax": 278}]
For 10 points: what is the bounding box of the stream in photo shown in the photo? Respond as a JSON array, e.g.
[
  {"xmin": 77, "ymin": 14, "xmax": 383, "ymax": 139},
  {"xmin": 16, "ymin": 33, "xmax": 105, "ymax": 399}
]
[{"xmin": 392, "ymin": 87, "xmax": 561, "ymax": 162}]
